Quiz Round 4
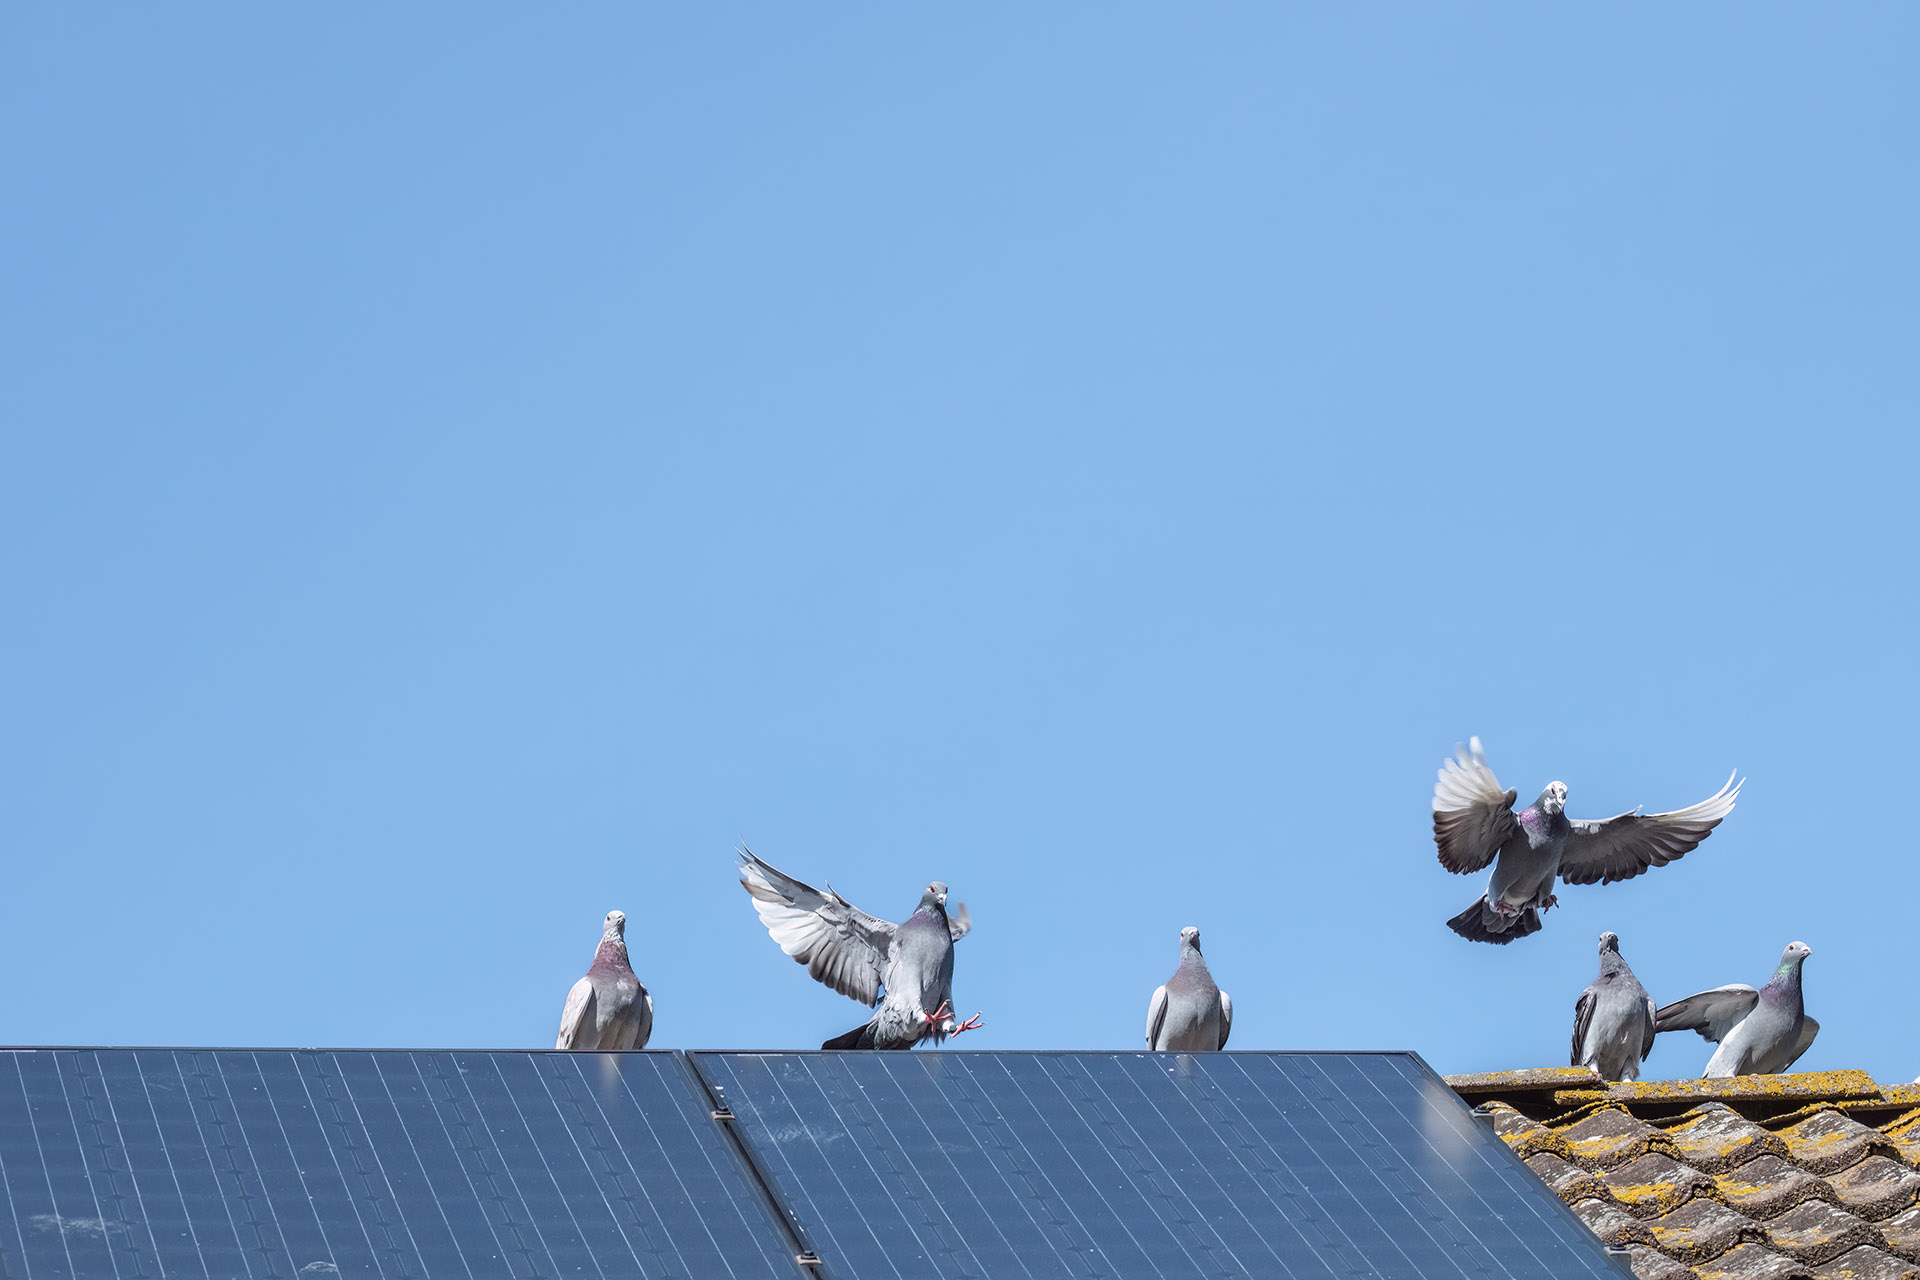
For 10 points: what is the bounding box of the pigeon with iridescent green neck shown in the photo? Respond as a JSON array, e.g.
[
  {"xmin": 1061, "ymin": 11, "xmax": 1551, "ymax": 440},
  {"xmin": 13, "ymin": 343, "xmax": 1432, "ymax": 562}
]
[
  {"xmin": 1433, "ymin": 737, "xmax": 1742, "ymax": 944},
  {"xmin": 555, "ymin": 910, "xmax": 653, "ymax": 1050},
  {"xmin": 1571, "ymin": 932, "xmax": 1656, "ymax": 1081},
  {"xmin": 1146, "ymin": 926, "xmax": 1232, "ymax": 1051},
  {"xmin": 1654, "ymin": 941, "xmax": 1817, "ymax": 1077}
]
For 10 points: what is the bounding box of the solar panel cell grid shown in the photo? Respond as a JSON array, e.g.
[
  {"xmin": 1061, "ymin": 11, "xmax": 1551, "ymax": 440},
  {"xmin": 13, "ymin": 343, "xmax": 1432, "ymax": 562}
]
[
  {"xmin": 0, "ymin": 1051, "xmax": 797, "ymax": 1280},
  {"xmin": 692, "ymin": 1050, "xmax": 1629, "ymax": 1280}
]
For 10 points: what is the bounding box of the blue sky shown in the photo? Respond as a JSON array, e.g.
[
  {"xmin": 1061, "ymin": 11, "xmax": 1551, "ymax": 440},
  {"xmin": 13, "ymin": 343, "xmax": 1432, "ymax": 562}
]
[{"xmin": 2, "ymin": 7, "xmax": 1914, "ymax": 1083}]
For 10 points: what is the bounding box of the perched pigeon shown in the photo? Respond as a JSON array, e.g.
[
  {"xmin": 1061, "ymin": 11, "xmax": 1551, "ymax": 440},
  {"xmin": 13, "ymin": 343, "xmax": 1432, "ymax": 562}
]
[
  {"xmin": 1655, "ymin": 941, "xmax": 1818, "ymax": 1077},
  {"xmin": 1146, "ymin": 926, "xmax": 1232, "ymax": 1051},
  {"xmin": 1433, "ymin": 737, "xmax": 1741, "ymax": 944},
  {"xmin": 1571, "ymin": 931, "xmax": 1656, "ymax": 1081},
  {"xmin": 555, "ymin": 910, "xmax": 653, "ymax": 1051},
  {"xmin": 737, "ymin": 847, "xmax": 981, "ymax": 1050}
]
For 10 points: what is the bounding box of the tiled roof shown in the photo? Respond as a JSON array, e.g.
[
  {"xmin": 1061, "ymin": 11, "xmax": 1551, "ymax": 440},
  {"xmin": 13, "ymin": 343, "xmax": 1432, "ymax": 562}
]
[{"xmin": 1448, "ymin": 1068, "xmax": 1920, "ymax": 1280}]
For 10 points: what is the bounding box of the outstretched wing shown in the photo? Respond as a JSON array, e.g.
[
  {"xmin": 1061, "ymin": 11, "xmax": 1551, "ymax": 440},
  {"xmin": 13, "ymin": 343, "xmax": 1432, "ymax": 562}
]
[
  {"xmin": 1654, "ymin": 984, "xmax": 1758, "ymax": 1044},
  {"xmin": 1145, "ymin": 985, "xmax": 1169, "ymax": 1049},
  {"xmin": 1559, "ymin": 772, "xmax": 1742, "ymax": 886},
  {"xmin": 555, "ymin": 978, "xmax": 595, "ymax": 1050},
  {"xmin": 737, "ymin": 847, "xmax": 897, "ymax": 1006},
  {"xmin": 948, "ymin": 900, "xmax": 973, "ymax": 943},
  {"xmin": 1433, "ymin": 737, "xmax": 1519, "ymax": 874}
]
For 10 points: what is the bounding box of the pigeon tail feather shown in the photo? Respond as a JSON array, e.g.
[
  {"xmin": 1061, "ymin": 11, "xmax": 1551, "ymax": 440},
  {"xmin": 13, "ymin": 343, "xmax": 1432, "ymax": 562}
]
[
  {"xmin": 822, "ymin": 1022, "xmax": 877, "ymax": 1050},
  {"xmin": 1446, "ymin": 899, "xmax": 1543, "ymax": 945}
]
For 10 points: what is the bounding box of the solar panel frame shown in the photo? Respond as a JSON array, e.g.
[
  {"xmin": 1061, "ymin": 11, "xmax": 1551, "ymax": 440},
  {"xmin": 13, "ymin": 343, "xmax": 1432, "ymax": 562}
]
[{"xmin": 691, "ymin": 1049, "xmax": 1632, "ymax": 1280}]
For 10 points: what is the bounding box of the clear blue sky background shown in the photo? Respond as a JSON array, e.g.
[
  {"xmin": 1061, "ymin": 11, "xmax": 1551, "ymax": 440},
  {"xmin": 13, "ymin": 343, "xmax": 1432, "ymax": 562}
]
[{"xmin": 3, "ymin": 8, "xmax": 1914, "ymax": 1082}]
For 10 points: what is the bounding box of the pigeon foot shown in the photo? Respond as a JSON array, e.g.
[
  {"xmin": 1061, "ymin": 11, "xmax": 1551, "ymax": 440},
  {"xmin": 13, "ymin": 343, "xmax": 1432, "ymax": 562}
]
[
  {"xmin": 923, "ymin": 999, "xmax": 954, "ymax": 1028},
  {"xmin": 950, "ymin": 1011, "xmax": 984, "ymax": 1036},
  {"xmin": 1539, "ymin": 893, "xmax": 1561, "ymax": 912}
]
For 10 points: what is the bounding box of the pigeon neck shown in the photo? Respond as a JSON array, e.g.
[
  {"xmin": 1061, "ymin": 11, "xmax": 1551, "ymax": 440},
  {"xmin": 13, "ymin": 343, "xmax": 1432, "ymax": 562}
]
[
  {"xmin": 1760, "ymin": 962, "xmax": 1802, "ymax": 1007},
  {"xmin": 591, "ymin": 938, "xmax": 632, "ymax": 974}
]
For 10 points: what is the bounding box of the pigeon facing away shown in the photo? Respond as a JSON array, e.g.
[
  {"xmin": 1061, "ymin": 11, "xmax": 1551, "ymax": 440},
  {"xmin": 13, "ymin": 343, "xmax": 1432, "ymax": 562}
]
[
  {"xmin": 1433, "ymin": 737, "xmax": 1741, "ymax": 944},
  {"xmin": 737, "ymin": 847, "xmax": 981, "ymax": 1050},
  {"xmin": 1146, "ymin": 926, "xmax": 1232, "ymax": 1051},
  {"xmin": 555, "ymin": 910, "xmax": 653, "ymax": 1051},
  {"xmin": 1655, "ymin": 941, "xmax": 1818, "ymax": 1077},
  {"xmin": 1571, "ymin": 931, "xmax": 1656, "ymax": 1081}
]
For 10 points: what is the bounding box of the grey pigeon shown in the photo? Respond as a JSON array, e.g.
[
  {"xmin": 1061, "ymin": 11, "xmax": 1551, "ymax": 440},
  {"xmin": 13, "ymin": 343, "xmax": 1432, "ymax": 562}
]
[
  {"xmin": 1655, "ymin": 941, "xmax": 1818, "ymax": 1077},
  {"xmin": 1146, "ymin": 926, "xmax": 1232, "ymax": 1051},
  {"xmin": 737, "ymin": 847, "xmax": 980, "ymax": 1050},
  {"xmin": 1571, "ymin": 931, "xmax": 1656, "ymax": 1081},
  {"xmin": 1433, "ymin": 737, "xmax": 1741, "ymax": 944},
  {"xmin": 555, "ymin": 910, "xmax": 653, "ymax": 1051}
]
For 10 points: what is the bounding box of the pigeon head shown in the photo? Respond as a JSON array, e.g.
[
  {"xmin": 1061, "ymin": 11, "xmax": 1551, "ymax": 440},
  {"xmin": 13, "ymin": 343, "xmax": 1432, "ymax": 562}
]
[
  {"xmin": 1598, "ymin": 931, "xmax": 1620, "ymax": 955},
  {"xmin": 1180, "ymin": 925, "xmax": 1202, "ymax": 954},
  {"xmin": 602, "ymin": 910, "xmax": 627, "ymax": 941},
  {"xmin": 920, "ymin": 881, "xmax": 950, "ymax": 912},
  {"xmin": 1539, "ymin": 781, "xmax": 1568, "ymax": 815},
  {"xmin": 1778, "ymin": 940, "xmax": 1813, "ymax": 971}
]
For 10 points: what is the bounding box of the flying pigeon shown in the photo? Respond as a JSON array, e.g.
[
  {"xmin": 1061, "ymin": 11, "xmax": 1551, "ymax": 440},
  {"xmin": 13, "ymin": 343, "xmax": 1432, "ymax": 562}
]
[
  {"xmin": 1146, "ymin": 926, "xmax": 1232, "ymax": 1051},
  {"xmin": 555, "ymin": 909, "xmax": 653, "ymax": 1051},
  {"xmin": 1571, "ymin": 931, "xmax": 1656, "ymax": 1081},
  {"xmin": 1432, "ymin": 737, "xmax": 1741, "ymax": 944},
  {"xmin": 1654, "ymin": 941, "xmax": 1818, "ymax": 1077},
  {"xmin": 736, "ymin": 847, "xmax": 981, "ymax": 1050}
]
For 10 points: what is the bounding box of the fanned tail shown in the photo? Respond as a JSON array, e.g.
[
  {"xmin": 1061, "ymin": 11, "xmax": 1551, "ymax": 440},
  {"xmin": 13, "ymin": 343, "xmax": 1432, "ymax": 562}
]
[
  {"xmin": 1446, "ymin": 898, "xmax": 1543, "ymax": 945},
  {"xmin": 821, "ymin": 1021, "xmax": 877, "ymax": 1050}
]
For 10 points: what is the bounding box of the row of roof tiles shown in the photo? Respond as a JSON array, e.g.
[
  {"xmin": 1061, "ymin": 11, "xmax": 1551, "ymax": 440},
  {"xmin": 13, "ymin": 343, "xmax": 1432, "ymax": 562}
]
[{"xmin": 1447, "ymin": 1069, "xmax": 1920, "ymax": 1280}]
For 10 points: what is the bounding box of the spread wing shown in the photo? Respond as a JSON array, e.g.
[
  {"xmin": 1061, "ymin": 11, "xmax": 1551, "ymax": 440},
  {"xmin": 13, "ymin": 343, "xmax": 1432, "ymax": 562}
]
[
  {"xmin": 737, "ymin": 847, "xmax": 897, "ymax": 1006},
  {"xmin": 1571, "ymin": 990, "xmax": 1596, "ymax": 1067},
  {"xmin": 1146, "ymin": 985, "xmax": 1169, "ymax": 1049},
  {"xmin": 1217, "ymin": 990, "xmax": 1232, "ymax": 1050},
  {"xmin": 555, "ymin": 977, "xmax": 595, "ymax": 1050},
  {"xmin": 1433, "ymin": 737, "xmax": 1519, "ymax": 874},
  {"xmin": 948, "ymin": 900, "xmax": 972, "ymax": 943},
  {"xmin": 1654, "ymin": 984, "xmax": 1759, "ymax": 1044},
  {"xmin": 1782, "ymin": 1017, "xmax": 1819, "ymax": 1072},
  {"xmin": 1559, "ymin": 772, "xmax": 1742, "ymax": 886}
]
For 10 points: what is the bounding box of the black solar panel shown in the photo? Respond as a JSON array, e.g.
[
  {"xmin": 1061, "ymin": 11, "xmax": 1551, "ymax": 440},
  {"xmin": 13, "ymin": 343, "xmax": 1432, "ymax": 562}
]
[
  {"xmin": 0, "ymin": 1049, "xmax": 796, "ymax": 1279},
  {"xmin": 692, "ymin": 1050, "xmax": 1627, "ymax": 1280}
]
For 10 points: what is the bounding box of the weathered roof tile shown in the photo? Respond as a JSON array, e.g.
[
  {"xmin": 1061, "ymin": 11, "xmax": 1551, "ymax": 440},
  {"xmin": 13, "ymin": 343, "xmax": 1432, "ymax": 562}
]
[
  {"xmin": 1716, "ymin": 1155, "xmax": 1842, "ymax": 1222},
  {"xmin": 1571, "ymin": 1196, "xmax": 1660, "ymax": 1250},
  {"xmin": 1781, "ymin": 1113, "xmax": 1902, "ymax": 1178},
  {"xmin": 1483, "ymin": 1100, "xmax": 1579, "ymax": 1162},
  {"xmin": 1880, "ymin": 1206, "xmax": 1920, "ymax": 1262},
  {"xmin": 1806, "ymin": 1244, "xmax": 1920, "ymax": 1280},
  {"xmin": 1672, "ymin": 1104, "xmax": 1794, "ymax": 1173},
  {"xmin": 1644, "ymin": 1198, "xmax": 1771, "ymax": 1265},
  {"xmin": 1527, "ymin": 1150, "xmax": 1615, "ymax": 1207},
  {"xmin": 1766, "ymin": 1201, "xmax": 1887, "ymax": 1265},
  {"xmin": 1564, "ymin": 1107, "xmax": 1682, "ymax": 1170},
  {"xmin": 1694, "ymin": 1243, "xmax": 1815, "ymax": 1280},
  {"xmin": 1604, "ymin": 1153, "xmax": 1727, "ymax": 1218},
  {"xmin": 1627, "ymin": 1242, "xmax": 1711, "ymax": 1280},
  {"xmin": 1828, "ymin": 1158, "xmax": 1920, "ymax": 1223}
]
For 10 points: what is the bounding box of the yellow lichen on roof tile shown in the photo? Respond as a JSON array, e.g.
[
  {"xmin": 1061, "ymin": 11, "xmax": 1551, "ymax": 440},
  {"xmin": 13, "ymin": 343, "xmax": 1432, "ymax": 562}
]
[
  {"xmin": 1444, "ymin": 1066, "xmax": 1604, "ymax": 1093},
  {"xmin": 1606, "ymin": 1073, "xmax": 1884, "ymax": 1107}
]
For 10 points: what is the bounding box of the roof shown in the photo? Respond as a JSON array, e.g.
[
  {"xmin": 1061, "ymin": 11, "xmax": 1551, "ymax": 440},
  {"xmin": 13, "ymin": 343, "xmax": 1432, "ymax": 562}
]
[
  {"xmin": 1447, "ymin": 1068, "xmax": 1920, "ymax": 1280},
  {"xmin": 0, "ymin": 1047, "xmax": 1630, "ymax": 1279}
]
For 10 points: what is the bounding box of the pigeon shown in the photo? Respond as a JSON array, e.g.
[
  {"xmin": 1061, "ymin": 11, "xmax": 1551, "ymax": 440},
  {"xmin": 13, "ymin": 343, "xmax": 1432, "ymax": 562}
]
[
  {"xmin": 1655, "ymin": 941, "xmax": 1818, "ymax": 1077},
  {"xmin": 555, "ymin": 910, "xmax": 653, "ymax": 1051},
  {"xmin": 736, "ymin": 847, "xmax": 981, "ymax": 1050},
  {"xmin": 1146, "ymin": 926, "xmax": 1232, "ymax": 1051},
  {"xmin": 1571, "ymin": 931, "xmax": 1656, "ymax": 1081},
  {"xmin": 1432, "ymin": 737, "xmax": 1741, "ymax": 944}
]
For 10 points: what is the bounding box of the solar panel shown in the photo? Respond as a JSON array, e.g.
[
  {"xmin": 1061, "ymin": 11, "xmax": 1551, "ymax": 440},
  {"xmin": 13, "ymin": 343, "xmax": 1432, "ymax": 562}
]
[
  {"xmin": 692, "ymin": 1050, "xmax": 1628, "ymax": 1280},
  {"xmin": 0, "ymin": 1049, "xmax": 797, "ymax": 1279}
]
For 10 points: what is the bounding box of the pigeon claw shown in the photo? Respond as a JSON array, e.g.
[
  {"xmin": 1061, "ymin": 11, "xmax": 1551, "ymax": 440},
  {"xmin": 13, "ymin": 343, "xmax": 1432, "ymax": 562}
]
[
  {"xmin": 922, "ymin": 999, "xmax": 954, "ymax": 1027},
  {"xmin": 950, "ymin": 1011, "xmax": 984, "ymax": 1036},
  {"xmin": 1540, "ymin": 893, "xmax": 1561, "ymax": 913}
]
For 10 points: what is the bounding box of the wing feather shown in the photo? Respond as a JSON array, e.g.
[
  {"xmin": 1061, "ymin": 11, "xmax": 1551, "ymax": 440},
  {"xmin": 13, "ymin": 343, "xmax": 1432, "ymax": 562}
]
[
  {"xmin": 1570, "ymin": 990, "xmax": 1596, "ymax": 1067},
  {"xmin": 555, "ymin": 978, "xmax": 595, "ymax": 1050},
  {"xmin": 1654, "ymin": 984, "xmax": 1758, "ymax": 1044},
  {"xmin": 1217, "ymin": 990, "xmax": 1233, "ymax": 1050},
  {"xmin": 1432, "ymin": 737, "xmax": 1519, "ymax": 874},
  {"xmin": 1560, "ymin": 772, "xmax": 1742, "ymax": 886},
  {"xmin": 1146, "ymin": 985, "xmax": 1169, "ymax": 1049},
  {"xmin": 948, "ymin": 900, "xmax": 972, "ymax": 943},
  {"xmin": 737, "ymin": 847, "xmax": 896, "ymax": 1006}
]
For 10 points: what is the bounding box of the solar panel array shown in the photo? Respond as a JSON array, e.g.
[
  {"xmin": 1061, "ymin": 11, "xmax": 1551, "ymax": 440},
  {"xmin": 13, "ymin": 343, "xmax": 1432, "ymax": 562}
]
[
  {"xmin": 695, "ymin": 1050, "xmax": 1629, "ymax": 1280},
  {"xmin": 0, "ymin": 1049, "xmax": 794, "ymax": 1279},
  {"xmin": 0, "ymin": 1049, "xmax": 1624, "ymax": 1279}
]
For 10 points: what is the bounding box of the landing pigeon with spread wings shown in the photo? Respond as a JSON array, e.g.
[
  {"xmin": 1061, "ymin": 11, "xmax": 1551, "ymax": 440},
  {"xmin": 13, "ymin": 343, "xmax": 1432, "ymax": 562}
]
[
  {"xmin": 1433, "ymin": 737, "xmax": 1741, "ymax": 944},
  {"xmin": 737, "ymin": 847, "xmax": 981, "ymax": 1050}
]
